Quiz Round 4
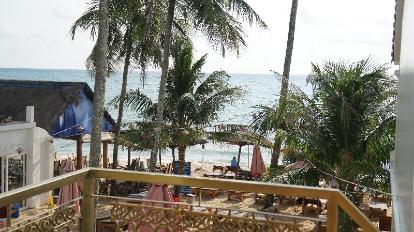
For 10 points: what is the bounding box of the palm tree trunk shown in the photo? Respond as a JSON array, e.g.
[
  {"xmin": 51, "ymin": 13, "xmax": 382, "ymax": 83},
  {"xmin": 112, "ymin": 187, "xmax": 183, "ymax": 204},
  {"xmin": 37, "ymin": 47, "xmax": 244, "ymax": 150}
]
[
  {"xmin": 149, "ymin": 0, "xmax": 176, "ymax": 172},
  {"xmin": 237, "ymin": 145, "xmax": 242, "ymax": 168},
  {"xmin": 112, "ymin": 29, "xmax": 133, "ymax": 169},
  {"xmin": 271, "ymin": 0, "xmax": 298, "ymax": 168},
  {"xmin": 89, "ymin": 0, "xmax": 109, "ymax": 168},
  {"xmin": 159, "ymin": 150, "xmax": 162, "ymax": 166},
  {"xmin": 171, "ymin": 147, "xmax": 176, "ymax": 162},
  {"xmin": 178, "ymin": 144, "xmax": 186, "ymax": 175}
]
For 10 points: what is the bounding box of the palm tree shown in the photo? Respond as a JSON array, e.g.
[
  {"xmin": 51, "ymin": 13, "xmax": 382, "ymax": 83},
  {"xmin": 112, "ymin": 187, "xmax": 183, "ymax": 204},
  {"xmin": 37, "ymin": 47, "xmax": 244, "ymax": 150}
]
[
  {"xmin": 298, "ymin": 59, "xmax": 395, "ymax": 231},
  {"xmin": 71, "ymin": 0, "xmax": 165, "ymax": 168},
  {"xmin": 149, "ymin": 0, "xmax": 177, "ymax": 172},
  {"xmin": 149, "ymin": 0, "xmax": 268, "ymax": 171},
  {"xmin": 298, "ymin": 59, "xmax": 396, "ymax": 182},
  {"xmin": 110, "ymin": 0, "xmax": 163, "ymax": 169},
  {"xmin": 118, "ymin": 38, "xmax": 242, "ymax": 175},
  {"xmin": 89, "ymin": 0, "xmax": 109, "ymax": 168},
  {"xmin": 271, "ymin": 0, "xmax": 299, "ymax": 168},
  {"xmin": 253, "ymin": 59, "xmax": 396, "ymax": 214}
]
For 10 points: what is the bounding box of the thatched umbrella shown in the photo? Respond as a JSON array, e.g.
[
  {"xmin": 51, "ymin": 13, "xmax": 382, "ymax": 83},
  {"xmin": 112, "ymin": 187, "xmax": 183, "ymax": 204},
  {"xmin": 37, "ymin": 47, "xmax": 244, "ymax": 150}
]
[{"xmin": 209, "ymin": 124, "xmax": 272, "ymax": 168}]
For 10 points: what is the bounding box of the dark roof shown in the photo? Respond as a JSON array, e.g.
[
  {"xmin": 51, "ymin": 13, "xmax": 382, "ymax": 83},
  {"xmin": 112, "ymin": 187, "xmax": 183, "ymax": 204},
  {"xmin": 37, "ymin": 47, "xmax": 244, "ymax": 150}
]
[{"xmin": 0, "ymin": 80, "xmax": 115, "ymax": 133}]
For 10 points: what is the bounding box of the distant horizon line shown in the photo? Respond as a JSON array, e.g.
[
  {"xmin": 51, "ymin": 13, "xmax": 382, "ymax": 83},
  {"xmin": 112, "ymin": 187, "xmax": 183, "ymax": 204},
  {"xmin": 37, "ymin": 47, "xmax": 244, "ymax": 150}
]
[{"xmin": 0, "ymin": 66, "xmax": 307, "ymax": 76}]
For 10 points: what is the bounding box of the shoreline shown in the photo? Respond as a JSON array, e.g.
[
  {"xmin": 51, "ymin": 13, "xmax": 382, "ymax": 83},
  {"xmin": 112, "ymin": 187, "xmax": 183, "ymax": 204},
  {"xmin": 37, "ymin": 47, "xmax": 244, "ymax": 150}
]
[{"xmin": 55, "ymin": 153, "xmax": 233, "ymax": 177}]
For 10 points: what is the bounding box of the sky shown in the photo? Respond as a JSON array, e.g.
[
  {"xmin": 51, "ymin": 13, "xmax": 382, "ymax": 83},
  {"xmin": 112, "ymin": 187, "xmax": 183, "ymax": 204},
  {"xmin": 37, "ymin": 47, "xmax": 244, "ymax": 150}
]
[{"xmin": 0, "ymin": 0, "xmax": 396, "ymax": 75}]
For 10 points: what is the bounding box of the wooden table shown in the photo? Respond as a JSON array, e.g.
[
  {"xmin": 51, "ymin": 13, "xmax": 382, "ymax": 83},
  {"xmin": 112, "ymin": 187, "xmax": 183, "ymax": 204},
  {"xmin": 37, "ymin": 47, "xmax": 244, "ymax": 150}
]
[
  {"xmin": 367, "ymin": 201, "xmax": 388, "ymax": 210},
  {"xmin": 360, "ymin": 201, "xmax": 388, "ymax": 218}
]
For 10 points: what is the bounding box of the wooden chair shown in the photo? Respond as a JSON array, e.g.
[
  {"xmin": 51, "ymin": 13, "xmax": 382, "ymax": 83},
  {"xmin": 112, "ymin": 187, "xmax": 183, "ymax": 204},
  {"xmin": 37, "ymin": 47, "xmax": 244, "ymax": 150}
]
[
  {"xmin": 165, "ymin": 163, "xmax": 173, "ymax": 174},
  {"xmin": 378, "ymin": 216, "xmax": 392, "ymax": 231},
  {"xmin": 297, "ymin": 197, "xmax": 323, "ymax": 215},
  {"xmin": 227, "ymin": 191, "xmax": 250, "ymax": 202}
]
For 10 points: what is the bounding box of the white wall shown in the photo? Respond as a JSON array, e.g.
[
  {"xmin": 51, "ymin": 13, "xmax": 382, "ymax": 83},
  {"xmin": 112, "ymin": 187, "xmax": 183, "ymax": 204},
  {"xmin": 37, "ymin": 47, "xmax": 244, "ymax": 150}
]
[
  {"xmin": 0, "ymin": 122, "xmax": 53, "ymax": 208},
  {"xmin": 395, "ymin": 0, "xmax": 414, "ymax": 230}
]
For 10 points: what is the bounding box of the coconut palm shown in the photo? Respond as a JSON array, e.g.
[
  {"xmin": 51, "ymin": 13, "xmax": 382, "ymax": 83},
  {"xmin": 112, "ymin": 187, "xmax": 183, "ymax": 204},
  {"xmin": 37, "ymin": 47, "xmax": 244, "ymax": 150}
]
[
  {"xmin": 254, "ymin": 60, "xmax": 396, "ymax": 217},
  {"xmin": 71, "ymin": 0, "xmax": 166, "ymax": 168},
  {"xmin": 149, "ymin": 0, "xmax": 268, "ymax": 171},
  {"xmin": 271, "ymin": 0, "xmax": 299, "ymax": 168},
  {"xmin": 115, "ymin": 38, "xmax": 242, "ymax": 174},
  {"xmin": 89, "ymin": 0, "xmax": 109, "ymax": 168},
  {"xmin": 253, "ymin": 58, "xmax": 396, "ymax": 195},
  {"xmin": 149, "ymin": 0, "xmax": 177, "ymax": 172}
]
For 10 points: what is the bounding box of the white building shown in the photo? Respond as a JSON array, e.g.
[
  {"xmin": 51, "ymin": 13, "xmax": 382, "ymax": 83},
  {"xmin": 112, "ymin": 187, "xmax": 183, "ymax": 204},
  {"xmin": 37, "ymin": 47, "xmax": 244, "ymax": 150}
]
[
  {"xmin": 0, "ymin": 106, "xmax": 53, "ymax": 208},
  {"xmin": 393, "ymin": 0, "xmax": 414, "ymax": 231}
]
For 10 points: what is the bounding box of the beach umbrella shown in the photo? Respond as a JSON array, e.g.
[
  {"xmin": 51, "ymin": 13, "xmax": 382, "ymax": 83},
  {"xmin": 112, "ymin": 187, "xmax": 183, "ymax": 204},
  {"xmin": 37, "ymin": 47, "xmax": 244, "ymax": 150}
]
[
  {"xmin": 144, "ymin": 184, "xmax": 174, "ymax": 207},
  {"xmin": 130, "ymin": 185, "xmax": 176, "ymax": 232},
  {"xmin": 250, "ymin": 145, "xmax": 266, "ymax": 177},
  {"xmin": 58, "ymin": 159, "xmax": 81, "ymax": 213}
]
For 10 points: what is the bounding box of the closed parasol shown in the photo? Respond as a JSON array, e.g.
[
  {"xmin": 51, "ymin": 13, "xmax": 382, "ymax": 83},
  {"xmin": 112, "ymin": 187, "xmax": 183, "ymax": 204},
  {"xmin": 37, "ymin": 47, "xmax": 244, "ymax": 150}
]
[{"xmin": 250, "ymin": 145, "xmax": 267, "ymax": 177}]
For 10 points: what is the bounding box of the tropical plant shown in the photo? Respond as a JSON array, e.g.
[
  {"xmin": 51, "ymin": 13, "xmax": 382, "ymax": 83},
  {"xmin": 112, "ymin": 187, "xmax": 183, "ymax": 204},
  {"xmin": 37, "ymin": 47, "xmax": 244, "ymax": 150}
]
[
  {"xmin": 117, "ymin": 122, "xmax": 206, "ymax": 164},
  {"xmin": 149, "ymin": 0, "xmax": 268, "ymax": 171},
  {"xmin": 252, "ymin": 59, "xmax": 396, "ymax": 217},
  {"xmin": 254, "ymin": 59, "xmax": 396, "ymax": 188},
  {"xmin": 89, "ymin": 0, "xmax": 109, "ymax": 168},
  {"xmin": 71, "ymin": 0, "xmax": 165, "ymax": 168},
  {"xmin": 113, "ymin": 38, "xmax": 242, "ymax": 175}
]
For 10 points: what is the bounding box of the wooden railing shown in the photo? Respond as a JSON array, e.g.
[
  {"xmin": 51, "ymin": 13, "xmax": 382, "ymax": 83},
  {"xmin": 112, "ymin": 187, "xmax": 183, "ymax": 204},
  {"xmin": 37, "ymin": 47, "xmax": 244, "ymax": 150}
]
[{"xmin": 0, "ymin": 168, "xmax": 379, "ymax": 232}]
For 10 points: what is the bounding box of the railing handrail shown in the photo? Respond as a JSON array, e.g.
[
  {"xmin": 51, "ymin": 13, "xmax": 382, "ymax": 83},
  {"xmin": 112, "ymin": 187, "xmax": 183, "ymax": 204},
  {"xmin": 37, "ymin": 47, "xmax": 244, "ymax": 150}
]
[
  {"xmin": 0, "ymin": 168, "xmax": 379, "ymax": 231},
  {"xmin": 0, "ymin": 168, "xmax": 89, "ymax": 207},
  {"xmin": 88, "ymin": 168, "xmax": 340, "ymax": 199}
]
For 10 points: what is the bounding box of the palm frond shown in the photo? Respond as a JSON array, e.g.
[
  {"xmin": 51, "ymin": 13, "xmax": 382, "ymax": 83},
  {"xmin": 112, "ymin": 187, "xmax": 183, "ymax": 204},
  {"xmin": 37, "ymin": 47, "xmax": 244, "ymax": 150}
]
[
  {"xmin": 225, "ymin": 0, "xmax": 268, "ymax": 28},
  {"xmin": 110, "ymin": 89, "xmax": 154, "ymax": 114}
]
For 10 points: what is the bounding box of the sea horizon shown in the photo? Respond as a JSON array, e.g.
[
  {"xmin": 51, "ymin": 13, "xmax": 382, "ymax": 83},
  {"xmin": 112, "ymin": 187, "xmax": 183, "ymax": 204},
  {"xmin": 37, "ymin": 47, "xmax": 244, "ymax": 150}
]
[{"xmin": 0, "ymin": 67, "xmax": 311, "ymax": 170}]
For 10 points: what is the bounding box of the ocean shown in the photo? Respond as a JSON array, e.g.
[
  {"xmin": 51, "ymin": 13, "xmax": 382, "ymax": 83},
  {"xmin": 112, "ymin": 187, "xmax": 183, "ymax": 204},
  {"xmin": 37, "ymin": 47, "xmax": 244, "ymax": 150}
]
[{"xmin": 0, "ymin": 68, "xmax": 309, "ymax": 169}]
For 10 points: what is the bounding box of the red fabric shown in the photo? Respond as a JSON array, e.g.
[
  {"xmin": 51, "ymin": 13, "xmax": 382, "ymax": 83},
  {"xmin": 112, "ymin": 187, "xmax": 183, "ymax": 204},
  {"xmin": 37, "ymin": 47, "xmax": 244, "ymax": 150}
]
[
  {"xmin": 250, "ymin": 145, "xmax": 267, "ymax": 177},
  {"xmin": 58, "ymin": 160, "xmax": 80, "ymax": 213},
  {"xmin": 143, "ymin": 184, "xmax": 174, "ymax": 208}
]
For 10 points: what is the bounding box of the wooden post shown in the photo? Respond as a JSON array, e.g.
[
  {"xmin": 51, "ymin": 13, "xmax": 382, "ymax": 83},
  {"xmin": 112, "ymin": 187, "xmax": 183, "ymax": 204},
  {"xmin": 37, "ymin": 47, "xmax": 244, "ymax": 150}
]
[
  {"xmin": 237, "ymin": 145, "xmax": 242, "ymax": 168},
  {"xmin": 327, "ymin": 195, "xmax": 338, "ymax": 232},
  {"xmin": 76, "ymin": 135, "xmax": 83, "ymax": 169},
  {"xmin": 103, "ymin": 141, "xmax": 108, "ymax": 168},
  {"xmin": 6, "ymin": 205, "xmax": 11, "ymax": 227},
  {"xmin": 81, "ymin": 177, "xmax": 96, "ymax": 231},
  {"xmin": 127, "ymin": 147, "xmax": 131, "ymax": 168},
  {"xmin": 159, "ymin": 150, "xmax": 162, "ymax": 166},
  {"xmin": 199, "ymin": 188, "xmax": 202, "ymax": 207}
]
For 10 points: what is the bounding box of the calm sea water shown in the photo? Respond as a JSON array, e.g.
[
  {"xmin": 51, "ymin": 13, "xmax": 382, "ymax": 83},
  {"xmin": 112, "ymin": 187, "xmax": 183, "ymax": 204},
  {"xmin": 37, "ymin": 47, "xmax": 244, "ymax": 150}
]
[{"xmin": 0, "ymin": 68, "xmax": 309, "ymax": 168}]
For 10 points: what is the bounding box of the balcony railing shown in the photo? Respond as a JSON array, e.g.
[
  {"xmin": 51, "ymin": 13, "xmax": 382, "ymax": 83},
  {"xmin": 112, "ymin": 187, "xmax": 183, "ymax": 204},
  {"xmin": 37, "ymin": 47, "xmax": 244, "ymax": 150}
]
[{"xmin": 0, "ymin": 168, "xmax": 379, "ymax": 232}]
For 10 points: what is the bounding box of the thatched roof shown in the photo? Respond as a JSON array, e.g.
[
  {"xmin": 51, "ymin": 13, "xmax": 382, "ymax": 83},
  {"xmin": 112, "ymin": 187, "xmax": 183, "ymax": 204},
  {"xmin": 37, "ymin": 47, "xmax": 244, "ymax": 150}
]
[
  {"xmin": 0, "ymin": 80, "xmax": 115, "ymax": 133},
  {"xmin": 208, "ymin": 124, "xmax": 273, "ymax": 148}
]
